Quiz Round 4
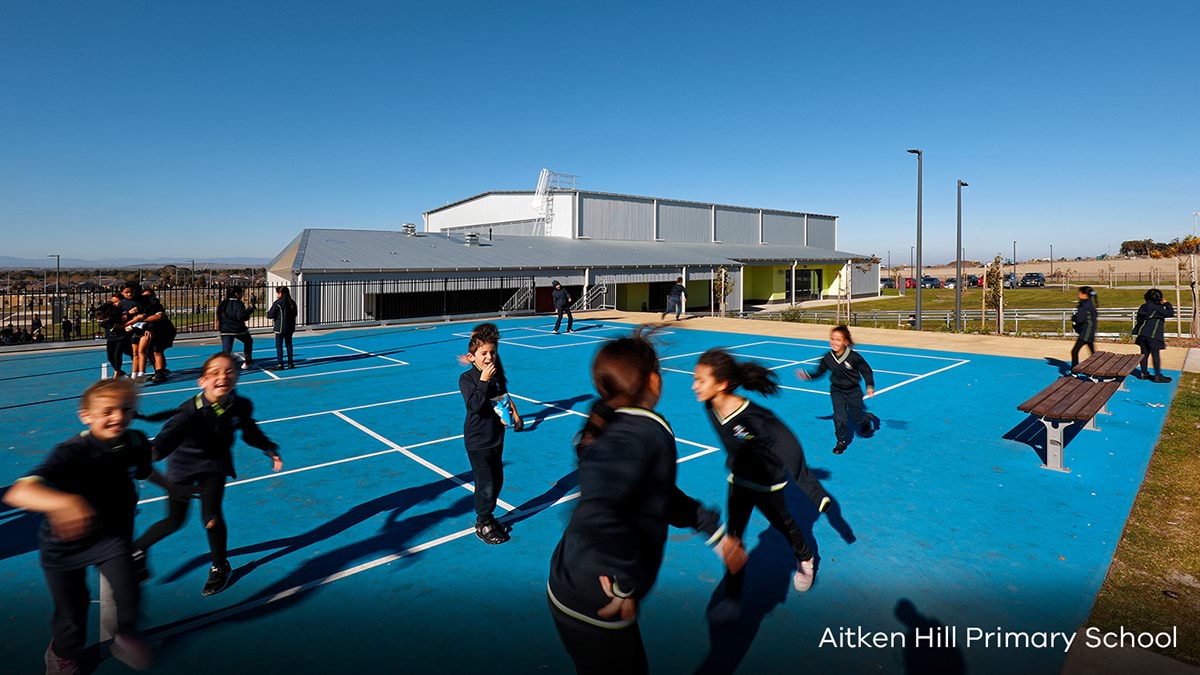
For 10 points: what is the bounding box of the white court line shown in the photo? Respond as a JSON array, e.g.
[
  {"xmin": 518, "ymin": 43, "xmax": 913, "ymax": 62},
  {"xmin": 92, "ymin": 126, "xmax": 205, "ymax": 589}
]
[
  {"xmin": 260, "ymin": 391, "xmax": 460, "ymax": 424},
  {"xmin": 872, "ymin": 358, "xmax": 970, "ymax": 395},
  {"xmin": 261, "ymin": 368, "xmax": 282, "ymax": 381},
  {"xmin": 332, "ymin": 410, "xmax": 519, "ymax": 514},
  {"xmin": 138, "ymin": 362, "xmax": 406, "ymax": 397},
  {"xmin": 754, "ymin": 339, "xmax": 969, "ymax": 362},
  {"xmin": 335, "ymin": 343, "xmax": 409, "ymax": 365}
]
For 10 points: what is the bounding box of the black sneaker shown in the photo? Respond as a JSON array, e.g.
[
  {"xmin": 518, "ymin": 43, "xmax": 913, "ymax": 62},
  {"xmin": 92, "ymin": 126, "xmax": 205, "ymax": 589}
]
[
  {"xmin": 202, "ymin": 562, "xmax": 232, "ymax": 596},
  {"xmin": 150, "ymin": 371, "xmax": 168, "ymax": 384},
  {"xmin": 833, "ymin": 441, "xmax": 849, "ymax": 455},
  {"xmin": 1151, "ymin": 374, "xmax": 1172, "ymax": 383},
  {"xmin": 475, "ymin": 520, "xmax": 510, "ymax": 545},
  {"xmin": 132, "ymin": 550, "xmax": 151, "ymax": 586}
]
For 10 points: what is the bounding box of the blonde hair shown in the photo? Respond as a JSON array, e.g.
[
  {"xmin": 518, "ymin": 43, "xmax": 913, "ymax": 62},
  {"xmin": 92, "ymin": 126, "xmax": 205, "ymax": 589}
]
[{"xmin": 80, "ymin": 378, "xmax": 137, "ymax": 410}]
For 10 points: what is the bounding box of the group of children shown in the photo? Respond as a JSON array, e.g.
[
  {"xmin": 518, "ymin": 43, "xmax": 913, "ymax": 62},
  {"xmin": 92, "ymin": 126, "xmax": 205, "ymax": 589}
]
[
  {"xmin": 9, "ymin": 288, "xmax": 1179, "ymax": 674},
  {"xmin": 1070, "ymin": 285, "xmax": 1175, "ymax": 383},
  {"xmin": 6, "ymin": 353, "xmax": 280, "ymax": 674},
  {"xmin": 458, "ymin": 321, "xmax": 877, "ymax": 672},
  {"xmin": 95, "ymin": 283, "xmax": 178, "ymax": 383}
]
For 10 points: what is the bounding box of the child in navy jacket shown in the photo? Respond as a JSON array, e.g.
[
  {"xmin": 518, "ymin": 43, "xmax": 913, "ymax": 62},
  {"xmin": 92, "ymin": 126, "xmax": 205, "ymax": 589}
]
[{"xmin": 797, "ymin": 325, "xmax": 876, "ymax": 454}]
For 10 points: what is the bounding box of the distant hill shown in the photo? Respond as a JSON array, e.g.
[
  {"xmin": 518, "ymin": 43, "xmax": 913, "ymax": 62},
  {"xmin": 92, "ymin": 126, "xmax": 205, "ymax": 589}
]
[{"xmin": 0, "ymin": 256, "xmax": 269, "ymax": 270}]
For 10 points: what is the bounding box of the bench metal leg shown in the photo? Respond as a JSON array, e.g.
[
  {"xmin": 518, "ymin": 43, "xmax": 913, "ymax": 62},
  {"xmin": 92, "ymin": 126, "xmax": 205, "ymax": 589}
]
[
  {"xmin": 1038, "ymin": 418, "xmax": 1071, "ymax": 473},
  {"xmin": 1117, "ymin": 377, "xmax": 1130, "ymax": 393},
  {"xmin": 1084, "ymin": 414, "xmax": 1102, "ymax": 431}
]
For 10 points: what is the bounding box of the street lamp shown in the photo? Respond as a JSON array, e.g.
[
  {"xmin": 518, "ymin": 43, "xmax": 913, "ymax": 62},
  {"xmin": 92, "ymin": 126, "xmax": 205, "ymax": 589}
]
[
  {"xmin": 1193, "ymin": 211, "xmax": 1198, "ymax": 237},
  {"xmin": 887, "ymin": 250, "xmax": 891, "ymax": 290},
  {"xmin": 1012, "ymin": 241, "xmax": 1017, "ymax": 281},
  {"xmin": 956, "ymin": 180, "xmax": 968, "ymax": 332},
  {"xmin": 47, "ymin": 254, "xmax": 60, "ymax": 296},
  {"xmin": 1050, "ymin": 244, "xmax": 1054, "ymax": 277},
  {"xmin": 907, "ymin": 149, "xmax": 924, "ymax": 329}
]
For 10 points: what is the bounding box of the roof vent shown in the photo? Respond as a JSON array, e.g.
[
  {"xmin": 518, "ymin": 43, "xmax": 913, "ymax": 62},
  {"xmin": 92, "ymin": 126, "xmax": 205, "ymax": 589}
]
[
  {"xmin": 464, "ymin": 232, "xmax": 480, "ymax": 247},
  {"xmin": 402, "ymin": 223, "xmax": 417, "ymax": 237}
]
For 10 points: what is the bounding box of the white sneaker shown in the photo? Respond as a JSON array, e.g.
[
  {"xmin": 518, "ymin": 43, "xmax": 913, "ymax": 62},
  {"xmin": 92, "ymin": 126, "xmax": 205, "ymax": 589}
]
[{"xmin": 793, "ymin": 559, "xmax": 815, "ymax": 592}]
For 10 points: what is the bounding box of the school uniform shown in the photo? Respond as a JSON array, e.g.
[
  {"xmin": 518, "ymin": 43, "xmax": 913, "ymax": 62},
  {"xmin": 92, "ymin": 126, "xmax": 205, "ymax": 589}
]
[
  {"xmin": 459, "ymin": 366, "xmax": 507, "ymax": 523},
  {"xmin": 704, "ymin": 399, "xmax": 821, "ymax": 600},
  {"xmin": 804, "ymin": 348, "xmax": 876, "ymax": 448},
  {"xmin": 1132, "ymin": 301, "xmax": 1175, "ymax": 378},
  {"xmin": 25, "ymin": 430, "xmax": 152, "ymax": 660},
  {"xmin": 267, "ymin": 296, "xmax": 298, "ymax": 368},
  {"xmin": 133, "ymin": 393, "xmax": 278, "ymax": 569},
  {"xmin": 548, "ymin": 408, "xmax": 721, "ymax": 674},
  {"xmin": 552, "ymin": 286, "xmax": 574, "ymax": 333},
  {"xmin": 98, "ymin": 305, "xmax": 131, "ymax": 376},
  {"xmin": 217, "ymin": 297, "xmax": 255, "ymax": 362},
  {"xmin": 1070, "ymin": 297, "xmax": 1098, "ymax": 367},
  {"xmin": 141, "ymin": 297, "xmax": 176, "ymax": 353}
]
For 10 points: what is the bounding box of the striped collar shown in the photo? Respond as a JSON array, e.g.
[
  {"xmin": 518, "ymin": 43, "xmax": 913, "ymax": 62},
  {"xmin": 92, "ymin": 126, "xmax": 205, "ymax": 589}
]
[
  {"xmin": 831, "ymin": 347, "xmax": 852, "ymax": 365},
  {"xmin": 713, "ymin": 398, "xmax": 750, "ymax": 426},
  {"xmin": 615, "ymin": 407, "xmax": 671, "ymax": 433},
  {"xmin": 194, "ymin": 393, "xmax": 235, "ymax": 417}
]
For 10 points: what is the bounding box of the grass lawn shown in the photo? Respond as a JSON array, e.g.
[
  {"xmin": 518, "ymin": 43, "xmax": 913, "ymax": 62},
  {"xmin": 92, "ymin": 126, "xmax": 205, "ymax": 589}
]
[
  {"xmin": 870, "ymin": 287, "xmax": 1168, "ymax": 311},
  {"xmin": 1087, "ymin": 372, "xmax": 1200, "ymax": 666}
]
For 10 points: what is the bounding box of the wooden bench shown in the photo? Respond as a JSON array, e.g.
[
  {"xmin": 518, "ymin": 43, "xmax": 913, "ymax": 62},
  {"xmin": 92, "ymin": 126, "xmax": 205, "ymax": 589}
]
[
  {"xmin": 1017, "ymin": 377, "xmax": 1120, "ymax": 473},
  {"xmin": 1073, "ymin": 351, "xmax": 1143, "ymax": 391}
]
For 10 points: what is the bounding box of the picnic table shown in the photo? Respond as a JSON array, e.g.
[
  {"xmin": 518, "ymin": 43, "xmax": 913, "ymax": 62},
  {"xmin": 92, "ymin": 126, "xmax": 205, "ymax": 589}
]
[{"xmin": 1073, "ymin": 351, "xmax": 1142, "ymax": 391}]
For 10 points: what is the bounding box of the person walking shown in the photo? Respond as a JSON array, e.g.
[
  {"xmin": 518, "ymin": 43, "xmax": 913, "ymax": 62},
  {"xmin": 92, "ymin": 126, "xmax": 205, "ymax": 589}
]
[{"xmin": 552, "ymin": 281, "xmax": 574, "ymax": 334}]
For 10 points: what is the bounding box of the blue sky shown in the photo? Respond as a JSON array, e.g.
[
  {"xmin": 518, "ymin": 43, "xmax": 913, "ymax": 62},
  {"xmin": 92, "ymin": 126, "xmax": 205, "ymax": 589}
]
[{"xmin": 2, "ymin": 1, "xmax": 1197, "ymax": 264}]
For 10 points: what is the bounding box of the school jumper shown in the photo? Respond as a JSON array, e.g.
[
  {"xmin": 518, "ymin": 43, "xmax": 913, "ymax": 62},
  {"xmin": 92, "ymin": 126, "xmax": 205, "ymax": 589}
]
[
  {"xmin": 803, "ymin": 349, "xmax": 876, "ymax": 449},
  {"xmin": 27, "ymin": 430, "xmax": 152, "ymax": 662},
  {"xmin": 548, "ymin": 408, "xmax": 721, "ymax": 674},
  {"xmin": 704, "ymin": 399, "xmax": 822, "ymax": 600},
  {"xmin": 459, "ymin": 365, "xmax": 507, "ymax": 524},
  {"xmin": 134, "ymin": 393, "xmax": 279, "ymax": 570},
  {"xmin": 266, "ymin": 296, "xmax": 298, "ymax": 368},
  {"xmin": 217, "ymin": 297, "xmax": 255, "ymax": 363},
  {"xmin": 552, "ymin": 287, "xmax": 574, "ymax": 333},
  {"xmin": 98, "ymin": 304, "xmax": 131, "ymax": 376},
  {"xmin": 1132, "ymin": 301, "xmax": 1175, "ymax": 378},
  {"xmin": 1070, "ymin": 297, "xmax": 1098, "ymax": 367},
  {"xmin": 662, "ymin": 283, "xmax": 686, "ymax": 320}
]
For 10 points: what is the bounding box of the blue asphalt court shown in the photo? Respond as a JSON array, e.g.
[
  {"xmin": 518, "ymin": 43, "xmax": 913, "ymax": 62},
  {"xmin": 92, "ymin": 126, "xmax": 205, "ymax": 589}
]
[{"xmin": 0, "ymin": 318, "xmax": 1178, "ymax": 674}]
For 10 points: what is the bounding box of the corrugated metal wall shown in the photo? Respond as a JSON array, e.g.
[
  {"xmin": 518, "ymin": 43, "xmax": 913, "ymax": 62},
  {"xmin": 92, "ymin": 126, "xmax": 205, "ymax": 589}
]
[
  {"xmin": 715, "ymin": 207, "xmax": 759, "ymax": 244},
  {"xmin": 807, "ymin": 216, "xmax": 837, "ymax": 250},
  {"xmin": 849, "ymin": 261, "xmax": 880, "ymax": 298},
  {"xmin": 762, "ymin": 213, "xmax": 805, "ymax": 245},
  {"xmin": 590, "ymin": 268, "xmax": 683, "ymax": 285},
  {"xmin": 427, "ymin": 194, "xmax": 535, "ymax": 231},
  {"xmin": 657, "ymin": 202, "xmax": 711, "ymax": 242},
  {"xmin": 579, "ymin": 194, "xmax": 654, "ymax": 240}
]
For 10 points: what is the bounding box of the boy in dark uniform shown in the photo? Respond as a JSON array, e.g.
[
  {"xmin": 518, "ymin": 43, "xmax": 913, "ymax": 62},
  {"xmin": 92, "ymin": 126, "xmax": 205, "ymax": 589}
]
[
  {"xmin": 551, "ymin": 280, "xmax": 574, "ymax": 333},
  {"xmin": 1132, "ymin": 288, "xmax": 1174, "ymax": 383},
  {"xmin": 662, "ymin": 277, "xmax": 687, "ymax": 321},
  {"xmin": 4, "ymin": 379, "xmax": 169, "ymax": 673}
]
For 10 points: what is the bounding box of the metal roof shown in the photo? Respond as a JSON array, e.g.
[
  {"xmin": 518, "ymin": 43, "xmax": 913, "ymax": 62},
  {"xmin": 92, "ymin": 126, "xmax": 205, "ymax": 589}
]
[
  {"xmin": 286, "ymin": 229, "xmax": 871, "ymax": 273},
  {"xmin": 424, "ymin": 190, "xmax": 838, "ymax": 220}
]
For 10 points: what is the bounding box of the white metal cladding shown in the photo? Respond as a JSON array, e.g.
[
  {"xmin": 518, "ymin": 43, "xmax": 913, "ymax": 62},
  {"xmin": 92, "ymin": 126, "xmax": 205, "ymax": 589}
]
[
  {"xmin": 426, "ymin": 193, "xmax": 535, "ymax": 231},
  {"xmin": 806, "ymin": 216, "xmax": 837, "ymax": 249},
  {"xmin": 715, "ymin": 207, "xmax": 759, "ymax": 244},
  {"xmin": 447, "ymin": 221, "xmax": 542, "ymax": 237},
  {"xmin": 579, "ymin": 194, "xmax": 654, "ymax": 240},
  {"xmin": 762, "ymin": 213, "xmax": 805, "ymax": 245},
  {"xmin": 301, "ymin": 271, "xmax": 537, "ymax": 284},
  {"xmin": 590, "ymin": 268, "xmax": 688, "ymax": 284},
  {"xmin": 657, "ymin": 202, "xmax": 712, "ymax": 242},
  {"xmin": 849, "ymin": 261, "xmax": 881, "ymax": 298}
]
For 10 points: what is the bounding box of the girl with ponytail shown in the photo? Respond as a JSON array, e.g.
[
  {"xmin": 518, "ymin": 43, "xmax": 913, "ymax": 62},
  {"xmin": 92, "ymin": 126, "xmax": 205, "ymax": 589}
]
[
  {"xmin": 1070, "ymin": 286, "xmax": 1099, "ymax": 369},
  {"xmin": 693, "ymin": 348, "xmax": 829, "ymax": 622},
  {"xmin": 548, "ymin": 328, "xmax": 741, "ymax": 674}
]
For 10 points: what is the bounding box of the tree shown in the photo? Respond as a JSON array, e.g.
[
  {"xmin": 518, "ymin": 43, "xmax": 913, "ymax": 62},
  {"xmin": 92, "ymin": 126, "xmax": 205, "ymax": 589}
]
[
  {"xmin": 714, "ymin": 267, "xmax": 735, "ymax": 316},
  {"xmin": 983, "ymin": 254, "xmax": 1005, "ymax": 333},
  {"xmin": 1155, "ymin": 235, "xmax": 1199, "ymax": 337},
  {"xmin": 1119, "ymin": 239, "xmax": 1155, "ymax": 256}
]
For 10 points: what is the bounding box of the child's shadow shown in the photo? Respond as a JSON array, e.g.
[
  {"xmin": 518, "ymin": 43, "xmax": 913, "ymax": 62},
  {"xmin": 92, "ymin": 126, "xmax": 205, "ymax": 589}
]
[
  {"xmin": 0, "ymin": 500, "xmax": 39, "ymax": 561},
  {"xmin": 517, "ymin": 394, "xmax": 592, "ymax": 433},
  {"xmin": 1044, "ymin": 357, "xmax": 1073, "ymax": 377},
  {"xmin": 895, "ymin": 599, "xmax": 967, "ymax": 674}
]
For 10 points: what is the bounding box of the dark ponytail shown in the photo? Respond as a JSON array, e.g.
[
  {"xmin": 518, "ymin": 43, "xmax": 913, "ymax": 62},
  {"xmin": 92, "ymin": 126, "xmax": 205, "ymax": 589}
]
[
  {"xmin": 575, "ymin": 327, "xmax": 661, "ymax": 454},
  {"xmin": 832, "ymin": 324, "xmax": 854, "ymax": 346},
  {"xmin": 1079, "ymin": 286, "xmax": 1097, "ymax": 308},
  {"xmin": 696, "ymin": 348, "xmax": 779, "ymax": 396}
]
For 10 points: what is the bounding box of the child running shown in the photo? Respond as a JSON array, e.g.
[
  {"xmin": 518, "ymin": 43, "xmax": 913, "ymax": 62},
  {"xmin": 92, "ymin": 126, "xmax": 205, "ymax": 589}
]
[
  {"xmin": 693, "ymin": 348, "xmax": 827, "ymax": 620},
  {"xmin": 132, "ymin": 353, "xmax": 282, "ymax": 596},
  {"xmin": 4, "ymin": 379, "xmax": 165, "ymax": 673},
  {"xmin": 1070, "ymin": 286, "xmax": 1098, "ymax": 369},
  {"xmin": 459, "ymin": 325, "xmax": 515, "ymax": 544},
  {"xmin": 547, "ymin": 330, "xmax": 742, "ymax": 674},
  {"xmin": 96, "ymin": 293, "xmax": 130, "ymax": 378},
  {"xmin": 797, "ymin": 325, "xmax": 876, "ymax": 454}
]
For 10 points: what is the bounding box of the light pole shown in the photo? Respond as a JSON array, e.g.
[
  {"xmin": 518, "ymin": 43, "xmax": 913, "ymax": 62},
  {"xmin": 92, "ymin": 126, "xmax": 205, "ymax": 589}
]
[
  {"xmin": 1012, "ymin": 241, "xmax": 1017, "ymax": 282},
  {"xmin": 887, "ymin": 250, "xmax": 891, "ymax": 291},
  {"xmin": 956, "ymin": 180, "xmax": 968, "ymax": 332},
  {"xmin": 1050, "ymin": 244, "xmax": 1054, "ymax": 277},
  {"xmin": 907, "ymin": 149, "xmax": 924, "ymax": 329},
  {"xmin": 47, "ymin": 254, "xmax": 60, "ymax": 296}
]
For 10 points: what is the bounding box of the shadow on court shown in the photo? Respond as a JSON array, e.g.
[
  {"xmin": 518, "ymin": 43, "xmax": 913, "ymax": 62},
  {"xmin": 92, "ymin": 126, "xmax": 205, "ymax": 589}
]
[
  {"xmin": 894, "ymin": 598, "xmax": 967, "ymax": 674},
  {"xmin": 695, "ymin": 485, "xmax": 857, "ymax": 674},
  {"xmin": 0, "ymin": 499, "xmax": 39, "ymax": 561},
  {"xmin": 1003, "ymin": 414, "xmax": 1083, "ymax": 466},
  {"xmin": 518, "ymin": 394, "xmax": 592, "ymax": 432},
  {"xmin": 154, "ymin": 472, "xmax": 473, "ymax": 585},
  {"xmin": 1043, "ymin": 357, "xmax": 1073, "ymax": 377}
]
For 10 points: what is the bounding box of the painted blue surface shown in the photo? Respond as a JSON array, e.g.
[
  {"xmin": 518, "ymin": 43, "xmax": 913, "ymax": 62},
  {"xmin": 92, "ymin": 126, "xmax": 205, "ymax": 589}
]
[{"xmin": 0, "ymin": 319, "xmax": 1177, "ymax": 674}]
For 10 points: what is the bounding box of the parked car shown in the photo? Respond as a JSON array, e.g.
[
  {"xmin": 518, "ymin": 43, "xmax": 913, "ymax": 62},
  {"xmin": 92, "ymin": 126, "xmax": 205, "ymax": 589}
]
[
  {"xmin": 943, "ymin": 278, "xmax": 958, "ymax": 289},
  {"xmin": 880, "ymin": 278, "xmax": 896, "ymax": 289},
  {"xmin": 967, "ymin": 274, "xmax": 982, "ymax": 287},
  {"xmin": 920, "ymin": 276, "xmax": 942, "ymax": 289},
  {"xmin": 903, "ymin": 277, "xmax": 917, "ymax": 289},
  {"xmin": 1020, "ymin": 272, "xmax": 1046, "ymax": 287},
  {"xmin": 1003, "ymin": 273, "xmax": 1017, "ymax": 288}
]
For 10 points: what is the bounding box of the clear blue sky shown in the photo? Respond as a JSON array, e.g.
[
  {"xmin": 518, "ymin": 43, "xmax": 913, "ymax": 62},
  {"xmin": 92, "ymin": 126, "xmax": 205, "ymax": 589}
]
[{"xmin": 2, "ymin": 1, "xmax": 1197, "ymax": 264}]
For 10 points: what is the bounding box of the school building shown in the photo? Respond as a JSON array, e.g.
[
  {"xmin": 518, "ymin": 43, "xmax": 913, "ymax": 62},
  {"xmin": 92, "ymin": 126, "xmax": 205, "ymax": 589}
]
[{"xmin": 266, "ymin": 188, "xmax": 879, "ymax": 325}]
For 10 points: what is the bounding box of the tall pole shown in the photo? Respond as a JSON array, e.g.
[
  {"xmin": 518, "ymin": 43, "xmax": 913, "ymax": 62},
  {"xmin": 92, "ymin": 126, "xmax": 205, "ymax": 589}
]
[
  {"xmin": 1012, "ymin": 241, "xmax": 1017, "ymax": 282},
  {"xmin": 956, "ymin": 180, "xmax": 968, "ymax": 332},
  {"xmin": 907, "ymin": 149, "xmax": 923, "ymax": 329},
  {"xmin": 1050, "ymin": 244, "xmax": 1054, "ymax": 276},
  {"xmin": 47, "ymin": 254, "xmax": 60, "ymax": 296},
  {"xmin": 887, "ymin": 250, "xmax": 891, "ymax": 290}
]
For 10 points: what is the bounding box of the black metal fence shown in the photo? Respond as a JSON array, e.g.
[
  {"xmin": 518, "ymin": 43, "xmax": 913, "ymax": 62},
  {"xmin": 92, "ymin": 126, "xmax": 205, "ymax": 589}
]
[{"xmin": 0, "ymin": 276, "xmax": 535, "ymax": 347}]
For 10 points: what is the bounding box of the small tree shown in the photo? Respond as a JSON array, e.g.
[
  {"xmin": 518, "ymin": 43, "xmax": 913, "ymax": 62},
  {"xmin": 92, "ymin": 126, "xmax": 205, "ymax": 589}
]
[
  {"xmin": 1154, "ymin": 235, "xmax": 1199, "ymax": 337},
  {"xmin": 714, "ymin": 267, "xmax": 735, "ymax": 317},
  {"xmin": 983, "ymin": 254, "xmax": 1005, "ymax": 333}
]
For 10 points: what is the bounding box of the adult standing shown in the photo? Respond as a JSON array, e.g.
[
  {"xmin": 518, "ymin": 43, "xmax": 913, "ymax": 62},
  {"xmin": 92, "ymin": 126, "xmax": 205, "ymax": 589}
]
[
  {"xmin": 552, "ymin": 281, "xmax": 574, "ymax": 334},
  {"xmin": 217, "ymin": 287, "xmax": 256, "ymax": 369},
  {"xmin": 661, "ymin": 277, "xmax": 687, "ymax": 321},
  {"xmin": 60, "ymin": 316, "xmax": 73, "ymax": 342},
  {"xmin": 266, "ymin": 286, "xmax": 298, "ymax": 370}
]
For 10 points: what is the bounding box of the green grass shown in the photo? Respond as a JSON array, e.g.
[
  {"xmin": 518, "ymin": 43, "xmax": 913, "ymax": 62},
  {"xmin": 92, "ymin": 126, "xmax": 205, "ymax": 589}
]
[
  {"xmin": 860, "ymin": 288, "xmax": 1161, "ymax": 311},
  {"xmin": 1087, "ymin": 373, "xmax": 1200, "ymax": 666}
]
